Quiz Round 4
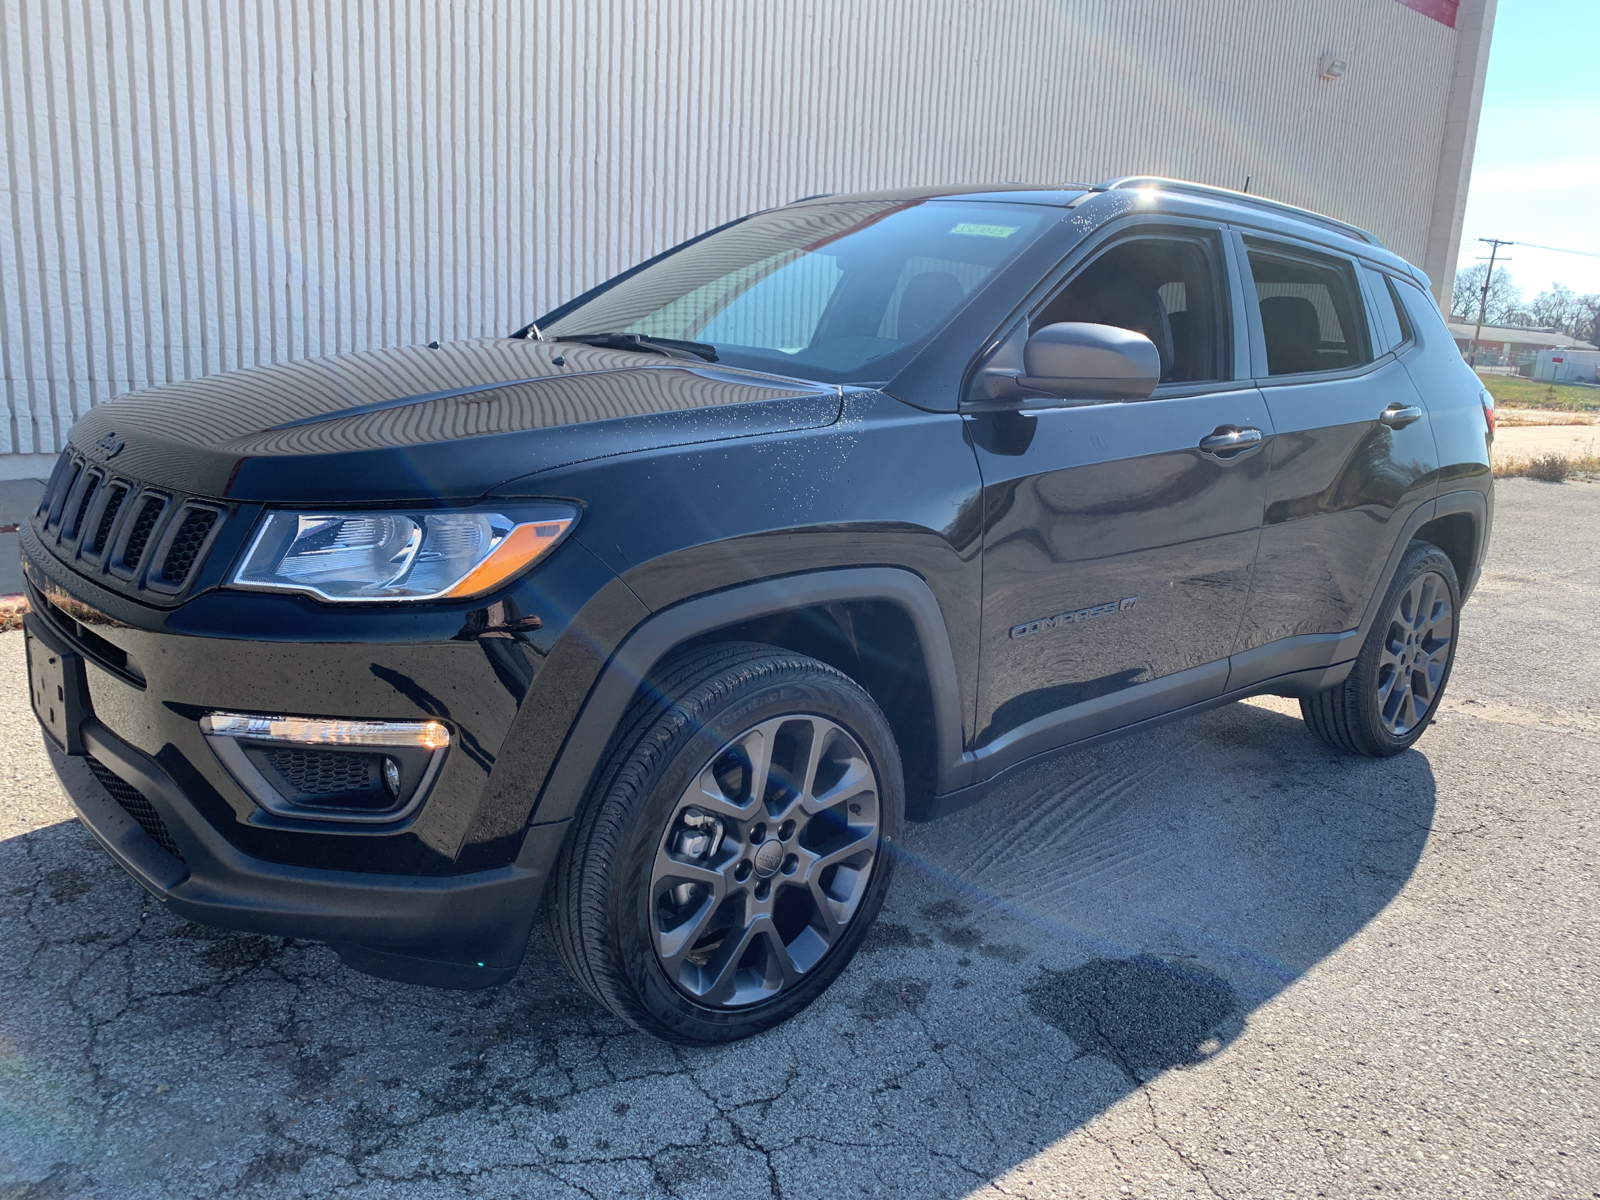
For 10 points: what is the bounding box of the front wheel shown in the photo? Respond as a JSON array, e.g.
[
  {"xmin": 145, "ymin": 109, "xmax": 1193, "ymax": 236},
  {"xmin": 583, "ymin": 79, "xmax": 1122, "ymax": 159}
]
[
  {"xmin": 1301, "ymin": 540, "xmax": 1460, "ymax": 756},
  {"xmin": 546, "ymin": 643, "xmax": 902, "ymax": 1043}
]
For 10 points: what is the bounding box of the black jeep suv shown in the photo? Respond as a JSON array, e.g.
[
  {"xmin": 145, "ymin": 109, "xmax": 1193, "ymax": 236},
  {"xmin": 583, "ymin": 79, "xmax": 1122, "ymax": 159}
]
[{"xmin": 23, "ymin": 178, "xmax": 1493, "ymax": 1042}]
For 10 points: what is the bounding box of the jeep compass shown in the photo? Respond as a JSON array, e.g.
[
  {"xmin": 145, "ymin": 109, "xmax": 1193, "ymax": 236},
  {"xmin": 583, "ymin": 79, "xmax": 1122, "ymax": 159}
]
[{"xmin": 22, "ymin": 178, "xmax": 1493, "ymax": 1042}]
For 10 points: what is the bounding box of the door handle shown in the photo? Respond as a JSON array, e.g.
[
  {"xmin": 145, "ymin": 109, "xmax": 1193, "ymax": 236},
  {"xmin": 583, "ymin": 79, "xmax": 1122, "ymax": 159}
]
[
  {"xmin": 1198, "ymin": 426, "xmax": 1264, "ymax": 458},
  {"xmin": 1379, "ymin": 403, "xmax": 1424, "ymax": 429}
]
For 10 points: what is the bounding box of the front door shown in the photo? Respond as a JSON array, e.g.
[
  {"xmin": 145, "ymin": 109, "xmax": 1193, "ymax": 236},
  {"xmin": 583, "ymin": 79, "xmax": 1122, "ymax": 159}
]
[{"xmin": 971, "ymin": 229, "xmax": 1270, "ymax": 766}]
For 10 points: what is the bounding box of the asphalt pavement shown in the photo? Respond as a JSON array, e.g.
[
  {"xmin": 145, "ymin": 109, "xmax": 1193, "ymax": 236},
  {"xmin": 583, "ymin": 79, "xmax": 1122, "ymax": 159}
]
[
  {"xmin": 0, "ymin": 479, "xmax": 45, "ymax": 597},
  {"xmin": 0, "ymin": 477, "xmax": 1595, "ymax": 1199}
]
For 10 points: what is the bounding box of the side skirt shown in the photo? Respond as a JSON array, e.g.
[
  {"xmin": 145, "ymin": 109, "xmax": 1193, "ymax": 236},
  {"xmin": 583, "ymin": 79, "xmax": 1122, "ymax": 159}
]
[{"xmin": 918, "ymin": 657, "xmax": 1353, "ymax": 822}]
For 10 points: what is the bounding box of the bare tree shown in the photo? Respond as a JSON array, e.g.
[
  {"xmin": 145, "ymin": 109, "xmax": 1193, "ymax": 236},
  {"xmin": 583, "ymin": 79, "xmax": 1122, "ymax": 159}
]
[
  {"xmin": 1577, "ymin": 294, "xmax": 1600, "ymax": 346},
  {"xmin": 1451, "ymin": 262, "xmax": 1522, "ymax": 325},
  {"xmin": 1521, "ymin": 286, "xmax": 1600, "ymax": 343},
  {"xmin": 1528, "ymin": 284, "xmax": 1578, "ymax": 332}
]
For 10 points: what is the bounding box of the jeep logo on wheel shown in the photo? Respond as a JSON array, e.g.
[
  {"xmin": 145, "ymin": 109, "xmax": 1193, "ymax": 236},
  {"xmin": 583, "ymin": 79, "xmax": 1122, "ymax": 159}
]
[{"xmin": 753, "ymin": 839, "xmax": 785, "ymax": 878}]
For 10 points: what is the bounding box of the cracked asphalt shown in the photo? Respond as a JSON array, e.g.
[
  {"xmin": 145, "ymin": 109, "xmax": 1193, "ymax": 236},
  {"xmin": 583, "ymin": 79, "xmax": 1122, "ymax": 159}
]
[{"xmin": 2, "ymin": 477, "xmax": 1596, "ymax": 1199}]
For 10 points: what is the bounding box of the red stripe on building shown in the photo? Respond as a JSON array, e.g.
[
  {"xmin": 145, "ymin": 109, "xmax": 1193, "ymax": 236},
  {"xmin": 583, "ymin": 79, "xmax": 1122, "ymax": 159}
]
[{"xmin": 1395, "ymin": 0, "xmax": 1459, "ymax": 28}]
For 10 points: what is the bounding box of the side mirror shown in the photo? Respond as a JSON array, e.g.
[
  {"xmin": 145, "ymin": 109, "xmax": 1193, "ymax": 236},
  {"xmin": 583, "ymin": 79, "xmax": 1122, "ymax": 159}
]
[{"xmin": 1020, "ymin": 322, "xmax": 1161, "ymax": 401}]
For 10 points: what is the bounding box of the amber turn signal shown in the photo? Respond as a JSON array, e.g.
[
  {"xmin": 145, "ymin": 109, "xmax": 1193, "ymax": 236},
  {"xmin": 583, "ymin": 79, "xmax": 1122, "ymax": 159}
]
[{"xmin": 440, "ymin": 518, "xmax": 575, "ymax": 599}]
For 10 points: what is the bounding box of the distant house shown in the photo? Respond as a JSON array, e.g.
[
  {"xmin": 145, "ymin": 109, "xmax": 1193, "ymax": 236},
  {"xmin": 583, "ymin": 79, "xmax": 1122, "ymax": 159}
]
[{"xmin": 1447, "ymin": 320, "xmax": 1596, "ymax": 367}]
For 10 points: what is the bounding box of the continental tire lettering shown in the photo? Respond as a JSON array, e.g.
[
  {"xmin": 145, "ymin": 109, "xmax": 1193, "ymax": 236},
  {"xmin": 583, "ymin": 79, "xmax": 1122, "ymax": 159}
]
[{"xmin": 1010, "ymin": 596, "xmax": 1137, "ymax": 639}]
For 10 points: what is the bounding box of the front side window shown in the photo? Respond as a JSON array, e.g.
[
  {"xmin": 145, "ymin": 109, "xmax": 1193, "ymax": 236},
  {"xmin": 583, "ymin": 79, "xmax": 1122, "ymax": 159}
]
[
  {"xmin": 542, "ymin": 201, "xmax": 1051, "ymax": 384},
  {"xmin": 1033, "ymin": 235, "xmax": 1226, "ymax": 384},
  {"xmin": 1247, "ymin": 245, "xmax": 1371, "ymax": 375}
]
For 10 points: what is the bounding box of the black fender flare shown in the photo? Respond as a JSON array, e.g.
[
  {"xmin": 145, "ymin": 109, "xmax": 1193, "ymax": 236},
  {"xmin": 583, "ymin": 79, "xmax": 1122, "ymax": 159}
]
[
  {"xmin": 1355, "ymin": 487, "xmax": 1489, "ymax": 645},
  {"xmin": 525, "ymin": 567, "xmax": 969, "ymax": 829}
]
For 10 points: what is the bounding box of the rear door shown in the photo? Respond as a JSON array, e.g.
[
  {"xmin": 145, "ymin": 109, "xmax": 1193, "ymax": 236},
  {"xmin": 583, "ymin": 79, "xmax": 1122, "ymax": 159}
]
[
  {"xmin": 1229, "ymin": 234, "xmax": 1438, "ymax": 686},
  {"xmin": 971, "ymin": 224, "xmax": 1270, "ymax": 764}
]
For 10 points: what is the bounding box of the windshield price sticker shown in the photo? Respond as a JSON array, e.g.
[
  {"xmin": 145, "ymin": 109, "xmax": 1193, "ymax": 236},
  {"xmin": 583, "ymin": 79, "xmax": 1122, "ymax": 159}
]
[{"xmin": 948, "ymin": 222, "xmax": 1019, "ymax": 238}]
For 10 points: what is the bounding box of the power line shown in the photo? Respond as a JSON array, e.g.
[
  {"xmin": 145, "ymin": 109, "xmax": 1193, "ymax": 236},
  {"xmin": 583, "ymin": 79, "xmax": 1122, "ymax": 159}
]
[
  {"xmin": 1469, "ymin": 238, "xmax": 1600, "ymax": 261},
  {"xmin": 1507, "ymin": 240, "xmax": 1600, "ymax": 260}
]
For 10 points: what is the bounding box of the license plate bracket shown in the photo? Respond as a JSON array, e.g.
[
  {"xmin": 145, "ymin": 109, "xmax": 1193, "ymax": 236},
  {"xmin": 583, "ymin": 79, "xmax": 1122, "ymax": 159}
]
[{"xmin": 26, "ymin": 617, "xmax": 88, "ymax": 754}]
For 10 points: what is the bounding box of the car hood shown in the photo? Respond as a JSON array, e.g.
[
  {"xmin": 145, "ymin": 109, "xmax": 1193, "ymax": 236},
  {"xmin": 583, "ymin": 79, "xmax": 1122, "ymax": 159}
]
[{"xmin": 65, "ymin": 339, "xmax": 841, "ymax": 502}]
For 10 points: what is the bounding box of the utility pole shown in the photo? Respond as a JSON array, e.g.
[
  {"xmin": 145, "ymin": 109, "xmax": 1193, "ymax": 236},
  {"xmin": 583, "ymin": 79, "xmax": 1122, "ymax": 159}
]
[{"xmin": 1471, "ymin": 238, "xmax": 1514, "ymax": 368}]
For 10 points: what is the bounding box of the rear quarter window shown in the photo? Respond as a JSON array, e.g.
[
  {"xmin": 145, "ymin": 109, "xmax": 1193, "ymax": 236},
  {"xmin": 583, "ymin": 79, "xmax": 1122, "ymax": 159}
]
[{"xmin": 1359, "ymin": 265, "xmax": 1411, "ymax": 354}]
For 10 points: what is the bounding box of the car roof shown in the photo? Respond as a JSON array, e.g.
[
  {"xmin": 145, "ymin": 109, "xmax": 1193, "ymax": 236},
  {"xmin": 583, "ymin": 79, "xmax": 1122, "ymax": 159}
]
[
  {"xmin": 785, "ymin": 177, "xmax": 1427, "ymax": 286},
  {"xmin": 785, "ymin": 182, "xmax": 1093, "ymax": 208}
]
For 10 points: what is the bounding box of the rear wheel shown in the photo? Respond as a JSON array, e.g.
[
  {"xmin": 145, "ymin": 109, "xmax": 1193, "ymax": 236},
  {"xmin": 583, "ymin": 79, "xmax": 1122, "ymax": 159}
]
[
  {"xmin": 1301, "ymin": 541, "xmax": 1459, "ymax": 756},
  {"xmin": 546, "ymin": 643, "xmax": 902, "ymax": 1043}
]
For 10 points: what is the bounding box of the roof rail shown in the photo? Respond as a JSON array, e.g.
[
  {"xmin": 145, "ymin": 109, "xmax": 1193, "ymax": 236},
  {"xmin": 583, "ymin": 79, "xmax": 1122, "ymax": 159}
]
[{"xmin": 1093, "ymin": 176, "xmax": 1384, "ymax": 247}]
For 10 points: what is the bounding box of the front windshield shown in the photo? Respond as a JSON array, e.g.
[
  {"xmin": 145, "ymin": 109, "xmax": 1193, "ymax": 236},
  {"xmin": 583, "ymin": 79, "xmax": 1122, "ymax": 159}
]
[{"xmin": 541, "ymin": 200, "xmax": 1053, "ymax": 383}]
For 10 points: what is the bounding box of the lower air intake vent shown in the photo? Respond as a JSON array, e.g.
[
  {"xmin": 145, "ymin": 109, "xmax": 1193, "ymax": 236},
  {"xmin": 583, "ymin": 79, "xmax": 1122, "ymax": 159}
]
[
  {"xmin": 85, "ymin": 755, "xmax": 185, "ymax": 863},
  {"xmin": 156, "ymin": 506, "xmax": 219, "ymax": 586},
  {"xmin": 262, "ymin": 748, "xmax": 377, "ymax": 795}
]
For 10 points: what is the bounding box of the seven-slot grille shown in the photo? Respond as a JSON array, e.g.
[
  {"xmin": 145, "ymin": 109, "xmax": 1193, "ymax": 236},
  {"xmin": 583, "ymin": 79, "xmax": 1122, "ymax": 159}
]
[{"xmin": 34, "ymin": 448, "xmax": 227, "ymax": 601}]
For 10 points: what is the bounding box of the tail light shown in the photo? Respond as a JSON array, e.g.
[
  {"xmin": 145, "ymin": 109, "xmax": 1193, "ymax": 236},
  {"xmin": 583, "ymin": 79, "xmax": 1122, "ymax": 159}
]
[{"xmin": 1480, "ymin": 389, "xmax": 1495, "ymax": 439}]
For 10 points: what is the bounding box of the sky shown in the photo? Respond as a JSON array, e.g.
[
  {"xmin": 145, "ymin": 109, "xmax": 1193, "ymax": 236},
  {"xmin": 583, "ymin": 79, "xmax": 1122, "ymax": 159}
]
[{"xmin": 1456, "ymin": 0, "xmax": 1600, "ymax": 299}]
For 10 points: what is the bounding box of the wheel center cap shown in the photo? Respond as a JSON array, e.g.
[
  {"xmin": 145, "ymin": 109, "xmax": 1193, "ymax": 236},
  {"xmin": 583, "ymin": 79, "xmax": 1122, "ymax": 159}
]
[{"xmin": 753, "ymin": 839, "xmax": 784, "ymax": 878}]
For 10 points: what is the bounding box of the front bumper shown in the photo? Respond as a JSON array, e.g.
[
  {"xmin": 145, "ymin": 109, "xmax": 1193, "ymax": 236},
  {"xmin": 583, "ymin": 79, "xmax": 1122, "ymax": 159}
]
[
  {"xmin": 48, "ymin": 716, "xmax": 568, "ymax": 987},
  {"xmin": 19, "ymin": 484, "xmax": 642, "ymax": 986}
]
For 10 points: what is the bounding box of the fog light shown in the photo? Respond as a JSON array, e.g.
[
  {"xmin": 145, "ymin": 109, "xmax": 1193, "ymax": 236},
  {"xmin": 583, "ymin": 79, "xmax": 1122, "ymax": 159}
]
[{"xmin": 200, "ymin": 712, "xmax": 450, "ymax": 824}]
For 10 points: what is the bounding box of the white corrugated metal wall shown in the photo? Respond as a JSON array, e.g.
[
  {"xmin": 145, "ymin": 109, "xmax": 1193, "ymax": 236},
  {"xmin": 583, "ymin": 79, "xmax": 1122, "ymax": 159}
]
[{"xmin": 2, "ymin": 0, "xmax": 1472, "ymax": 468}]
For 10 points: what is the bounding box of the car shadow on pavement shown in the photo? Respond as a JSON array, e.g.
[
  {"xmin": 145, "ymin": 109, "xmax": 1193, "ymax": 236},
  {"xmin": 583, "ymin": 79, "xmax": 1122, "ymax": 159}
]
[{"xmin": 0, "ymin": 698, "xmax": 1436, "ymax": 1199}]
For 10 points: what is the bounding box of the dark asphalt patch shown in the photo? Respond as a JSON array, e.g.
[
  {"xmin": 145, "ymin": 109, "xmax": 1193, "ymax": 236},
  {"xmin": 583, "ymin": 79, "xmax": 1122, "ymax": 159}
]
[
  {"xmin": 1026, "ymin": 955, "xmax": 1240, "ymax": 1082},
  {"xmin": 859, "ymin": 976, "xmax": 931, "ymax": 1021}
]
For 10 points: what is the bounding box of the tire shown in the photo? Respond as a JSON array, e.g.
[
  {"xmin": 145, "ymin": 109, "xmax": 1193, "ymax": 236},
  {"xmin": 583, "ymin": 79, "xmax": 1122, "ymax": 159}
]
[
  {"xmin": 546, "ymin": 642, "xmax": 903, "ymax": 1043},
  {"xmin": 1301, "ymin": 540, "xmax": 1460, "ymax": 756}
]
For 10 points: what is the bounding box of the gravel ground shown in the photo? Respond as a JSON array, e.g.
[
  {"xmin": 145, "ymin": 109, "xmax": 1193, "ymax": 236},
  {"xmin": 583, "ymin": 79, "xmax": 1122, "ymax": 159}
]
[
  {"xmin": 1, "ymin": 477, "xmax": 1595, "ymax": 1200},
  {"xmin": 1491, "ymin": 425, "xmax": 1600, "ymax": 465}
]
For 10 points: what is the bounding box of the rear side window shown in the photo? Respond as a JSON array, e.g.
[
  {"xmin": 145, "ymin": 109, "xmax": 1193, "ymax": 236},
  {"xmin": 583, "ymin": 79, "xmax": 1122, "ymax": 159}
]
[
  {"xmin": 1247, "ymin": 246, "xmax": 1371, "ymax": 376},
  {"xmin": 1034, "ymin": 234, "xmax": 1227, "ymax": 384}
]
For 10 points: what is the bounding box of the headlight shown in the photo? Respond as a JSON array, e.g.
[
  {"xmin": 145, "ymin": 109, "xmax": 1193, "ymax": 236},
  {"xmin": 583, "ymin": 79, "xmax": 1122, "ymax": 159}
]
[{"xmin": 231, "ymin": 504, "xmax": 577, "ymax": 602}]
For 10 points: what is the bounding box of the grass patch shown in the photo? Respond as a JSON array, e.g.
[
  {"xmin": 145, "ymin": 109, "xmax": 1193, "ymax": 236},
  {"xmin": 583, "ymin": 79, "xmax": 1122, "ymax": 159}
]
[
  {"xmin": 1493, "ymin": 452, "xmax": 1600, "ymax": 482},
  {"xmin": 1477, "ymin": 373, "xmax": 1600, "ymax": 413}
]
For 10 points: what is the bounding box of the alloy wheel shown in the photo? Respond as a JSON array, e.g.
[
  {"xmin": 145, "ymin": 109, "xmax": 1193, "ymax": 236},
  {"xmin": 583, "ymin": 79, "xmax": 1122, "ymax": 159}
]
[
  {"xmin": 1376, "ymin": 569, "xmax": 1454, "ymax": 737},
  {"xmin": 648, "ymin": 714, "xmax": 881, "ymax": 1008}
]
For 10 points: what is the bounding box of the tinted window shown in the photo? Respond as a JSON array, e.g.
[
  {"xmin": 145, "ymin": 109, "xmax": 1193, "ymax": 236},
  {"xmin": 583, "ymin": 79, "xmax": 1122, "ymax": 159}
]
[
  {"xmin": 1360, "ymin": 268, "xmax": 1400, "ymax": 353},
  {"xmin": 1386, "ymin": 277, "xmax": 1415, "ymax": 346},
  {"xmin": 1034, "ymin": 235, "xmax": 1225, "ymax": 383},
  {"xmin": 542, "ymin": 201, "xmax": 1049, "ymax": 384},
  {"xmin": 1247, "ymin": 247, "xmax": 1371, "ymax": 375}
]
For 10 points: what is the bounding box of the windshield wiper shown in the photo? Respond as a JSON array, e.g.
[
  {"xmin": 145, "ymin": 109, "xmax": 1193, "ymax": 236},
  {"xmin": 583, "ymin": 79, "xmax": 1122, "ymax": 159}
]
[{"xmin": 549, "ymin": 332, "xmax": 718, "ymax": 362}]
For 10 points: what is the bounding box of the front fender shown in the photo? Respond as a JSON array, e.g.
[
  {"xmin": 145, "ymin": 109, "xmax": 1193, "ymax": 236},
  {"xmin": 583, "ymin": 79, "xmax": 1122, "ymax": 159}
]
[{"xmin": 497, "ymin": 567, "xmax": 970, "ymax": 835}]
